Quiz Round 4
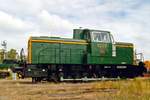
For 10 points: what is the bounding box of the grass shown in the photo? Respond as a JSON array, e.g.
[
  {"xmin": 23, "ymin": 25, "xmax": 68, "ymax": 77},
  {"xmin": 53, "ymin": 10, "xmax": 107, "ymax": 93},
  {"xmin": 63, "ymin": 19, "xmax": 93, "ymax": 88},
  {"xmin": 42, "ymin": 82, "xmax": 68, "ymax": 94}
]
[
  {"xmin": 92, "ymin": 78, "xmax": 150, "ymax": 100},
  {"xmin": 0, "ymin": 78, "xmax": 150, "ymax": 100}
]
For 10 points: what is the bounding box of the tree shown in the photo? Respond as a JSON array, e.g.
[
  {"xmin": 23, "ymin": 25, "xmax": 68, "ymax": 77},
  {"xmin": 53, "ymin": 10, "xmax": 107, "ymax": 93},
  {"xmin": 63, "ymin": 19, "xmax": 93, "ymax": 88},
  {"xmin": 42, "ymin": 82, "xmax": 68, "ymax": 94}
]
[
  {"xmin": 144, "ymin": 60, "xmax": 150, "ymax": 71},
  {"xmin": 7, "ymin": 49, "xmax": 17, "ymax": 60},
  {"xmin": 0, "ymin": 49, "xmax": 4, "ymax": 63}
]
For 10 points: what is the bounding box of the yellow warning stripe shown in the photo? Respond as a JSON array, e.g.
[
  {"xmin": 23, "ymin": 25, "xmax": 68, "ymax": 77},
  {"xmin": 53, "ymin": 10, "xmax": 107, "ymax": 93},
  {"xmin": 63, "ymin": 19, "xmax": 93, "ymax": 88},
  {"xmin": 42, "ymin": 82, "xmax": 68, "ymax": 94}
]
[
  {"xmin": 116, "ymin": 45, "xmax": 133, "ymax": 48},
  {"xmin": 28, "ymin": 38, "xmax": 32, "ymax": 64},
  {"xmin": 31, "ymin": 40, "xmax": 88, "ymax": 45}
]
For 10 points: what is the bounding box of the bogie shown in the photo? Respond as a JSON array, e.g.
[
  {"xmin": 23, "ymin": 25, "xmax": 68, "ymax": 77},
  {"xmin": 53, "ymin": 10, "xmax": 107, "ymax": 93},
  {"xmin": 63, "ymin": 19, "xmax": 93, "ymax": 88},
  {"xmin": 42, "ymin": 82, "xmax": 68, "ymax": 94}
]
[{"xmin": 26, "ymin": 63, "xmax": 145, "ymax": 82}]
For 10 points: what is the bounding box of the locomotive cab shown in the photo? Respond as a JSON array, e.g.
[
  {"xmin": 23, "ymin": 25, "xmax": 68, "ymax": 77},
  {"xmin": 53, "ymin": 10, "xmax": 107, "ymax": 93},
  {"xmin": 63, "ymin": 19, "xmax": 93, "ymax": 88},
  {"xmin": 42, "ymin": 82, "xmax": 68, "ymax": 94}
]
[
  {"xmin": 73, "ymin": 29, "xmax": 116, "ymax": 64},
  {"xmin": 90, "ymin": 30, "xmax": 116, "ymax": 57}
]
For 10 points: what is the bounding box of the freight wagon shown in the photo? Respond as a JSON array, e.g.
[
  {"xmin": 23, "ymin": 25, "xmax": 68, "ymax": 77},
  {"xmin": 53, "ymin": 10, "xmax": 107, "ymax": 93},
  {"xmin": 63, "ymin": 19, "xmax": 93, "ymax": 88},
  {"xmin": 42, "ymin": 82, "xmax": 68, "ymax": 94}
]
[{"xmin": 24, "ymin": 29, "xmax": 146, "ymax": 83}]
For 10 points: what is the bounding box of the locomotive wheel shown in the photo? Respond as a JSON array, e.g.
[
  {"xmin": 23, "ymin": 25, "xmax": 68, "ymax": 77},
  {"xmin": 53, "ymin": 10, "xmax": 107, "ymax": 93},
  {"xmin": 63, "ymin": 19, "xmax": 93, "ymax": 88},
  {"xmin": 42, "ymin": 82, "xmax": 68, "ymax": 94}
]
[
  {"xmin": 32, "ymin": 77, "xmax": 40, "ymax": 83},
  {"xmin": 17, "ymin": 71, "xmax": 24, "ymax": 79},
  {"xmin": 51, "ymin": 74, "xmax": 59, "ymax": 83},
  {"xmin": 32, "ymin": 77, "xmax": 36, "ymax": 83}
]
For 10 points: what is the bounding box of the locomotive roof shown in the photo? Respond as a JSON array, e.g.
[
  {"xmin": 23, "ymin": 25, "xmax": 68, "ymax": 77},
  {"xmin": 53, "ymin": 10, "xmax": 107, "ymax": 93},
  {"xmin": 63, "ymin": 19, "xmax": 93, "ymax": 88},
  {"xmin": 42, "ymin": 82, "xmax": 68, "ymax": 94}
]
[
  {"xmin": 29, "ymin": 36, "xmax": 87, "ymax": 43},
  {"xmin": 74, "ymin": 28, "xmax": 111, "ymax": 33}
]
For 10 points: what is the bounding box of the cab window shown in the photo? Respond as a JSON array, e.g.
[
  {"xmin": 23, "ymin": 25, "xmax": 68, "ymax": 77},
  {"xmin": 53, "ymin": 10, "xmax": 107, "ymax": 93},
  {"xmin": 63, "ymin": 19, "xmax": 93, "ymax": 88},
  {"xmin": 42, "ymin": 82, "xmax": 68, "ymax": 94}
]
[{"xmin": 91, "ymin": 31, "xmax": 111, "ymax": 43}]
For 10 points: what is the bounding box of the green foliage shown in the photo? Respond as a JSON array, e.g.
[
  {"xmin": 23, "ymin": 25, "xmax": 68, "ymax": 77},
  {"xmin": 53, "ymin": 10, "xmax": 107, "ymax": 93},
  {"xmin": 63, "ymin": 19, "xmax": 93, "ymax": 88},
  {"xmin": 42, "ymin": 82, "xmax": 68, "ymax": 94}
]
[
  {"xmin": 0, "ymin": 49, "xmax": 18, "ymax": 62},
  {"xmin": 7, "ymin": 49, "xmax": 17, "ymax": 60},
  {"xmin": 0, "ymin": 49, "xmax": 4, "ymax": 63}
]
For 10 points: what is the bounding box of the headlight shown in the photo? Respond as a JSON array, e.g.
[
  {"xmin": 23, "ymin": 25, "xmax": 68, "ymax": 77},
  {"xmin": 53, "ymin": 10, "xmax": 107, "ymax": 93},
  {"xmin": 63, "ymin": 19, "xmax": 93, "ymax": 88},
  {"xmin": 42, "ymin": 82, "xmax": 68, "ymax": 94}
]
[
  {"xmin": 42, "ymin": 69, "xmax": 46, "ymax": 72},
  {"xmin": 28, "ymin": 69, "xmax": 31, "ymax": 71}
]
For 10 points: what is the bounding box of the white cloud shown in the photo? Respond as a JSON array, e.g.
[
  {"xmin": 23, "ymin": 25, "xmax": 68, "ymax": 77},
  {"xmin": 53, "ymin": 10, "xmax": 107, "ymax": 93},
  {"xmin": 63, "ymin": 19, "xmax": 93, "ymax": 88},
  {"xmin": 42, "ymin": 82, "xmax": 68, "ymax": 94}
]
[
  {"xmin": 0, "ymin": 11, "xmax": 33, "ymax": 33},
  {"xmin": 0, "ymin": 0, "xmax": 150, "ymax": 60},
  {"xmin": 0, "ymin": 0, "xmax": 43, "ymax": 17},
  {"xmin": 37, "ymin": 10, "xmax": 75, "ymax": 37}
]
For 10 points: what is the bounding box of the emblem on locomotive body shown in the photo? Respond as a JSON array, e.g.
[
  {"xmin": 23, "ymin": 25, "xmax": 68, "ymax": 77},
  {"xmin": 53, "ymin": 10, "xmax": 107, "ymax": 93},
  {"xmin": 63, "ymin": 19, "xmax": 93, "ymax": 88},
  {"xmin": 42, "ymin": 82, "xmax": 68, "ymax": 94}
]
[{"xmin": 97, "ymin": 43, "xmax": 108, "ymax": 55}]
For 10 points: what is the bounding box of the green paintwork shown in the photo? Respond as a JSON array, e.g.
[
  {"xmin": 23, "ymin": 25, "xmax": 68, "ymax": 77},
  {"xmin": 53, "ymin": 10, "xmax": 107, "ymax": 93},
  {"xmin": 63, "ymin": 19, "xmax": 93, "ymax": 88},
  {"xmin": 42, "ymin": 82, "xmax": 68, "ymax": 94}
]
[
  {"xmin": 31, "ymin": 38, "xmax": 87, "ymax": 64},
  {"xmin": 30, "ymin": 29, "xmax": 134, "ymax": 65},
  {"xmin": 115, "ymin": 42, "xmax": 133, "ymax": 64},
  {"xmin": 87, "ymin": 44, "xmax": 133, "ymax": 64}
]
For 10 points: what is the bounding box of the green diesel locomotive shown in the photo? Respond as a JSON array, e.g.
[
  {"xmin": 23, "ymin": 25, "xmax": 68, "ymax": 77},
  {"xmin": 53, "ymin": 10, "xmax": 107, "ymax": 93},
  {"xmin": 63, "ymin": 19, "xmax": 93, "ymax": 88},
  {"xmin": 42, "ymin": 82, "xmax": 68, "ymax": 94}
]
[{"xmin": 25, "ymin": 29, "xmax": 146, "ymax": 82}]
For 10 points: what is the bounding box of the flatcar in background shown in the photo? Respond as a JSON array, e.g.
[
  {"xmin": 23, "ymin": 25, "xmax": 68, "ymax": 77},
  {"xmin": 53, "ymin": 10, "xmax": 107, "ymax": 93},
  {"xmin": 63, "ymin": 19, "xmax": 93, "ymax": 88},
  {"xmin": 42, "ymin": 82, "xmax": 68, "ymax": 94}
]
[
  {"xmin": 24, "ymin": 29, "xmax": 146, "ymax": 83},
  {"xmin": 0, "ymin": 59, "xmax": 18, "ymax": 78}
]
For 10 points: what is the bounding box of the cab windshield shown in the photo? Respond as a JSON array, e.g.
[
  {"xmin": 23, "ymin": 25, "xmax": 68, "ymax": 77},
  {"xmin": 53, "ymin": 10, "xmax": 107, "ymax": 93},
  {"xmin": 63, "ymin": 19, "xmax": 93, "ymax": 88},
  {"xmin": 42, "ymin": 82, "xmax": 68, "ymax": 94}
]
[{"xmin": 91, "ymin": 31, "xmax": 111, "ymax": 43}]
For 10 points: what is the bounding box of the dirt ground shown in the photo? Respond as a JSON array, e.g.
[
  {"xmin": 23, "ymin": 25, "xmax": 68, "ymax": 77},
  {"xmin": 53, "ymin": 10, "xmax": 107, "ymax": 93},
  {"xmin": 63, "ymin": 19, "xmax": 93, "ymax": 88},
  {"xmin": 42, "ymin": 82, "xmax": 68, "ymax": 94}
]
[{"xmin": 0, "ymin": 78, "xmax": 150, "ymax": 100}]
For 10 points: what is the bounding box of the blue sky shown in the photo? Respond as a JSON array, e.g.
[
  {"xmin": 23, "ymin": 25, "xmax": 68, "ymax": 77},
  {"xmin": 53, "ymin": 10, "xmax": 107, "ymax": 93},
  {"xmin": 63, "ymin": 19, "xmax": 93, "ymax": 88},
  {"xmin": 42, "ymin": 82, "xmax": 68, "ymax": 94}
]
[{"xmin": 0, "ymin": 0, "xmax": 150, "ymax": 60}]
